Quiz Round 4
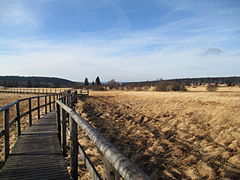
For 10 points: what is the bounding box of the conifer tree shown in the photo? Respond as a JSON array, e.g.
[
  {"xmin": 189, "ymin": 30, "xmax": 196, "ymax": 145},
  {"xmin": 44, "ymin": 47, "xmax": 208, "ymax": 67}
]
[
  {"xmin": 84, "ymin": 78, "xmax": 89, "ymax": 86},
  {"xmin": 95, "ymin": 76, "xmax": 101, "ymax": 86}
]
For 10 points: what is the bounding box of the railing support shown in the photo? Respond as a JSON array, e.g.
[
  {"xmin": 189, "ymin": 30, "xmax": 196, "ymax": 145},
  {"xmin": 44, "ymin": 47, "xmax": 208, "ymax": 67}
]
[
  {"xmin": 3, "ymin": 109, "xmax": 10, "ymax": 161},
  {"xmin": 61, "ymin": 107, "xmax": 67, "ymax": 156},
  {"xmin": 70, "ymin": 116, "xmax": 78, "ymax": 180},
  {"xmin": 49, "ymin": 95, "xmax": 52, "ymax": 112},
  {"xmin": 53, "ymin": 95, "xmax": 56, "ymax": 110},
  {"xmin": 28, "ymin": 98, "xmax": 32, "ymax": 126},
  {"xmin": 45, "ymin": 96, "xmax": 47, "ymax": 114},
  {"xmin": 37, "ymin": 97, "xmax": 40, "ymax": 119},
  {"xmin": 56, "ymin": 104, "xmax": 61, "ymax": 143},
  {"xmin": 104, "ymin": 158, "xmax": 120, "ymax": 180},
  {"xmin": 16, "ymin": 102, "xmax": 21, "ymax": 136}
]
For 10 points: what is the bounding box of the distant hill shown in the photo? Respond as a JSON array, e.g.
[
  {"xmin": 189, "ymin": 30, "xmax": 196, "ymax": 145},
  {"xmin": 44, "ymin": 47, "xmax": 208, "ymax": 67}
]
[
  {"xmin": 122, "ymin": 76, "xmax": 240, "ymax": 87},
  {"xmin": 0, "ymin": 76, "xmax": 79, "ymax": 88}
]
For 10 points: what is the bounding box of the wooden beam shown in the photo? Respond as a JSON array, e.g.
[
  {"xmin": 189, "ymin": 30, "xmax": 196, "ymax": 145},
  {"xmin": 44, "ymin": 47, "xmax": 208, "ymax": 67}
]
[
  {"xmin": 16, "ymin": 102, "xmax": 21, "ymax": 136},
  {"xmin": 3, "ymin": 109, "xmax": 10, "ymax": 161},
  {"xmin": 49, "ymin": 95, "xmax": 52, "ymax": 112},
  {"xmin": 45, "ymin": 96, "xmax": 47, "ymax": 114},
  {"xmin": 56, "ymin": 99, "xmax": 150, "ymax": 180},
  {"xmin": 56, "ymin": 103, "xmax": 61, "ymax": 144},
  {"xmin": 70, "ymin": 116, "xmax": 78, "ymax": 180},
  {"xmin": 61, "ymin": 107, "xmax": 67, "ymax": 156},
  {"xmin": 104, "ymin": 157, "xmax": 120, "ymax": 180},
  {"xmin": 37, "ymin": 97, "xmax": 40, "ymax": 119},
  {"xmin": 28, "ymin": 98, "xmax": 32, "ymax": 126}
]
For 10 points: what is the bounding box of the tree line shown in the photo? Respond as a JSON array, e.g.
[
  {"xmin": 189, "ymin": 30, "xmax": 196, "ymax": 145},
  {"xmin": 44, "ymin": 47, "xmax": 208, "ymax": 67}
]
[
  {"xmin": 122, "ymin": 76, "xmax": 240, "ymax": 87},
  {"xmin": 0, "ymin": 76, "xmax": 76, "ymax": 88},
  {"xmin": 1, "ymin": 75, "xmax": 240, "ymax": 92}
]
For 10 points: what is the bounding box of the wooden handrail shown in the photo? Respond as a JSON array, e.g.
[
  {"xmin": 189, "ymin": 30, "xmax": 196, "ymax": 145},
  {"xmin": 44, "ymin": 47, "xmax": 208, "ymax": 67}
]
[
  {"xmin": 0, "ymin": 89, "xmax": 149, "ymax": 179},
  {"xmin": 0, "ymin": 89, "xmax": 71, "ymax": 165},
  {"xmin": 0, "ymin": 88, "xmax": 73, "ymax": 95},
  {"xmin": 56, "ymin": 92, "xmax": 150, "ymax": 180}
]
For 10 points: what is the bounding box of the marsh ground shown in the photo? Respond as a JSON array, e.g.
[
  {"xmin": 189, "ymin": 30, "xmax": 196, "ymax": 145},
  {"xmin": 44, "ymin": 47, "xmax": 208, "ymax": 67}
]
[{"xmin": 76, "ymin": 90, "xmax": 240, "ymax": 179}]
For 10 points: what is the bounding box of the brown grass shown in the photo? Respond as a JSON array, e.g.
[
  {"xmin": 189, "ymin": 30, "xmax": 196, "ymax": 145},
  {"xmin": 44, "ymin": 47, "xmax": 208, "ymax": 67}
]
[
  {"xmin": 187, "ymin": 85, "xmax": 240, "ymax": 92},
  {"xmin": 76, "ymin": 90, "xmax": 240, "ymax": 179}
]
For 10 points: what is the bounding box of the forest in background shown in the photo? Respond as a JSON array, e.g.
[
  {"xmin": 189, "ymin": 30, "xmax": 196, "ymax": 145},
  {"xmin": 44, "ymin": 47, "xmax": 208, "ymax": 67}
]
[{"xmin": 0, "ymin": 75, "xmax": 240, "ymax": 89}]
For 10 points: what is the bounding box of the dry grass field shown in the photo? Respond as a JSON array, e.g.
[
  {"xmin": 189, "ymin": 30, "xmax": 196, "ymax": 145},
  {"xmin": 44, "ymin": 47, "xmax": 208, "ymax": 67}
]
[
  {"xmin": 186, "ymin": 86, "xmax": 240, "ymax": 92},
  {"xmin": 76, "ymin": 90, "xmax": 240, "ymax": 179}
]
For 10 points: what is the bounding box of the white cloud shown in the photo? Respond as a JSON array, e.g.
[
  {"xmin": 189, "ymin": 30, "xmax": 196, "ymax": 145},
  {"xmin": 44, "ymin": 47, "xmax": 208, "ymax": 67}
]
[
  {"xmin": 0, "ymin": 0, "xmax": 240, "ymax": 81},
  {"xmin": 0, "ymin": 0, "xmax": 39, "ymax": 27},
  {"xmin": 0, "ymin": 33, "xmax": 239, "ymax": 82}
]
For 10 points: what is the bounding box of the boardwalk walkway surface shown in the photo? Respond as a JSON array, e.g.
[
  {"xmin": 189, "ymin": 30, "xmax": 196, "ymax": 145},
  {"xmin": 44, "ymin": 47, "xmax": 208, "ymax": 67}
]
[{"xmin": 0, "ymin": 111, "xmax": 70, "ymax": 180}]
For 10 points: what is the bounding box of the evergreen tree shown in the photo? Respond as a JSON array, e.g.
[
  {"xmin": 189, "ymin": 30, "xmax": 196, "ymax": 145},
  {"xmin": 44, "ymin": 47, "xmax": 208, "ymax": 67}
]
[
  {"xmin": 84, "ymin": 78, "xmax": 89, "ymax": 86},
  {"xmin": 95, "ymin": 76, "xmax": 101, "ymax": 86}
]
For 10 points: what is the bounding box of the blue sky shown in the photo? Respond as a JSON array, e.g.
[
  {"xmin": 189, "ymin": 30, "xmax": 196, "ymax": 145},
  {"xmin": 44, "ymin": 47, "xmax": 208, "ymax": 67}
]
[{"xmin": 0, "ymin": 0, "xmax": 240, "ymax": 82}]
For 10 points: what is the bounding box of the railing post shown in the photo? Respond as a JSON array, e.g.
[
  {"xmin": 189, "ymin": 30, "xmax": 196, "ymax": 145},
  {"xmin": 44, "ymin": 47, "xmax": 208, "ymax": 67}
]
[
  {"xmin": 45, "ymin": 96, "xmax": 47, "ymax": 114},
  {"xmin": 49, "ymin": 95, "xmax": 52, "ymax": 112},
  {"xmin": 63, "ymin": 96, "xmax": 66, "ymax": 104},
  {"xmin": 3, "ymin": 109, "xmax": 10, "ymax": 162},
  {"xmin": 28, "ymin": 98, "xmax": 32, "ymax": 126},
  {"xmin": 61, "ymin": 107, "xmax": 67, "ymax": 156},
  {"xmin": 56, "ymin": 103, "xmax": 61, "ymax": 143},
  {"xmin": 75, "ymin": 91, "xmax": 78, "ymax": 103},
  {"xmin": 66, "ymin": 95, "xmax": 69, "ymax": 106},
  {"xmin": 37, "ymin": 97, "xmax": 40, "ymax": 119},
  {"xmin": 70, "ymin": 116, "xmax": 78, "ymax": 180},
  {"xmin": 103, "ymin": 158, "xmax": 120, "ymax": 180},
  {"xmin": 53, "ymin": 95, "xmax": 56, "ymax": 110},
  {"xmin": 16, "ymin": 102, "xmax": 21, "ymax": 136}
]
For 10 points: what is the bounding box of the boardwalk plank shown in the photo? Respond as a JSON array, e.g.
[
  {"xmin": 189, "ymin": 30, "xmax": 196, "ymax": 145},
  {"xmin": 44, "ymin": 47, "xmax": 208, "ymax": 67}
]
[{"xmin": 0, "ymin": 111, "xmax": 70, "ymax": 180}]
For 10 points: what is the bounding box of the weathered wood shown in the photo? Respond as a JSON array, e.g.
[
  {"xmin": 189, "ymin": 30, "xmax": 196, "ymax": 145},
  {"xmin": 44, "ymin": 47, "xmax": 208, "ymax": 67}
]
[
  {"xmin": 3, "ymin": 109, "xmax": 10, "ymax": 162},
  {"xmin": 61, "ymin": 107, "xmax": 67, "ymax": 156},
  {"xmin": 104, "ymin": 158, "xmax": 120, "ymax": 180},
  {"xmin": 78, "ymin": 142, "xmax": 101, "ymax": 180},
  {"xmin": 70, "ymin": 116, "xmax": 78, "ymax": 180},
  {"xmin": 49, "ymin": 95, "xmax": 52, "ymax": 112},
  {"xmin": 19, "ymin": 111, "xmax": 29, "ymax": 119},
  {"xmin": 37, "ymin": 97, "xmax": 40, "ymax": 119},
  {"xmin": 28, "ymin": 98, "xmax": 32, "ymax": 126},
  {"xmin": 0, "ymin": 112, "xmax": 70, "ymax": 179},
  {"xmin": 9, "ymin": 117, "xmax": 18, "ymax": 127},
  {"xmin": 0, "ymin": 101, "xmax": 18, "ymax": 112},
  {"xmin": 56, "ymin": 99, "xmax": 150, "ymax": 180},
  {"xmin": 53, "ymin": 95, "xmax": 56, "ymax": 110},
  {"xmin": 45, "ymin": 96, "xmax": 47, "ymax": 114},
  {"xmin": 56, "ymin": 104, "xmax": 61, "ymax": 144},
  {"xmin": 16, "ymin": 102, "xmax": 21, "ymax": 136}
]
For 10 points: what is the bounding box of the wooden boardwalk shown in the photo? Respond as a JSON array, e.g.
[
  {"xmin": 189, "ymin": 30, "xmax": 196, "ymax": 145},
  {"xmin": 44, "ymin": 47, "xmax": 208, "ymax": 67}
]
[{"xmin": 0, "ymin": 111, "xmax": 70, "ymax": 180}]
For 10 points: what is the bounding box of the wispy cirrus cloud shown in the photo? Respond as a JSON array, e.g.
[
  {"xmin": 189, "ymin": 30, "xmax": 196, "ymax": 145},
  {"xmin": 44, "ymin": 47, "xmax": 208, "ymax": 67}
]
[
  {"xmin": 0, "ymin": 0, "xmax": 240, "ymax": 81},
  {"xmin": 0, "ymin": 0, "xmax": 39, "ymax": 27}
]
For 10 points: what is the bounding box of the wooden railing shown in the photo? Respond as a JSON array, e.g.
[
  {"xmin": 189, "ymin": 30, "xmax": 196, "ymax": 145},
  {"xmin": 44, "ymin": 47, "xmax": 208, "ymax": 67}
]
[
  {"xmin": 56, "ymin": 91, "xmax": 150, "ymax": 180},
  {"xmin": 0, "ymin": 88, "xmax": 89, "ymax": 97},
  {"xmin": 0, "ymin": 88, "xmax": 69, "ymax": 94},
  {"xmin": 0, "ymin": 89, "xmax": 149, "ymax": 179},
  {"xmin": 77, "ymin": 89, "xmax": 89, "ymax": 97},
  {"xmin": 0, "ymin": 90, "xmax": 71, "ymax": 164}
]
